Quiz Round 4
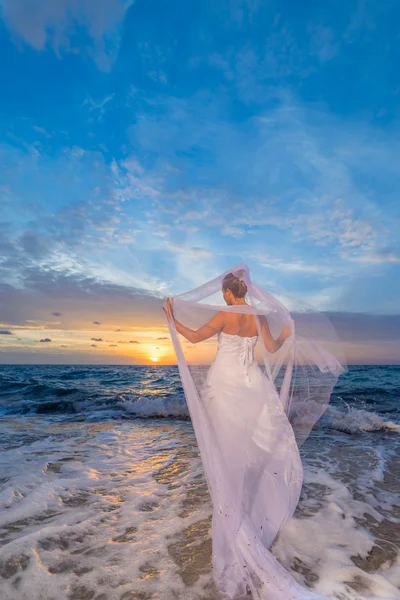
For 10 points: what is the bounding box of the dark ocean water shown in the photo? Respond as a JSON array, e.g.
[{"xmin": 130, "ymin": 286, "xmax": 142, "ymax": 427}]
[
  {"xmin": 0, "ymin": 364, "xmax": 399, "ymax": 431},
  {"xmin": 0, "ymin": 365, "xmax": 399, "ymax": 600}
]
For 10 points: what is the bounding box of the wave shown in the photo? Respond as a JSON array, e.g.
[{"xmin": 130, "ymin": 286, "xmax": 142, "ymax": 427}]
[
  {"xmin": 115, "ymin": 399, "xmax": 400, "ymax": 432},
  {"xmin": 322, "ymin": 405, "xmax": 400, "ymax": 433},
  {"xmin": 4, "ymin": 395, "xmax": 397, "ymax": 436},
  {"xmin": 117, "ymin": 395, "xmax": 189, "ymax": 419},
  {"xmin": 0, "ymin": 366, "xmax": 398, "ymax": 434}
]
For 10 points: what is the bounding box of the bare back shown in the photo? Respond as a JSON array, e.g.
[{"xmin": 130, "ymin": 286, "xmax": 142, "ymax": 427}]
[{"xmin": 220, "ymin": 311, "xmax": 258, "ymax": 337}]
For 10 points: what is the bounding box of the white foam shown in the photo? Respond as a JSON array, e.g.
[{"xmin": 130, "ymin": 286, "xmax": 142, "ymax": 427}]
[
  {"xmin": 0, "ymin": 418, "xmax": 214, "ymax": 600},
  {"xmin": 0, "ymin": 416, "xmax": 399, "ymax": 600},
  {"xmin": 274, "ymin": 467, "xmax": 400, "ymax": 599},
  {"xmin": 324, "ymin": 405, "xmax": 400, "ymax": 434},
  {"xmin": 117, "ymin": 395, "xmax": 189, "ymax": 418}
]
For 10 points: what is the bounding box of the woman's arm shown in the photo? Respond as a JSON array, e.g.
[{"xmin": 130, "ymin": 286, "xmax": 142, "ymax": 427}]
[
  {"xmin": 163, "ymin": 298, "xmax": 225, "ymax": 343},
  {"xmin": 258, "ymin": 315, "xmax": 293, "ymax": 353}
]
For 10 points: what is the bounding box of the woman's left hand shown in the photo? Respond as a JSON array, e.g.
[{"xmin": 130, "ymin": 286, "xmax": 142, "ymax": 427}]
[{"xmin": 162, "ymin": 297, "xmax": 174, "ymax": 322}]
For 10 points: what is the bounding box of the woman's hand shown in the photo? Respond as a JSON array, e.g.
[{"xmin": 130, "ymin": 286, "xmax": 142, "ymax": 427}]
[{"xmin": 162, "ymin": 297, "xmax": 174, "ymax": 323}]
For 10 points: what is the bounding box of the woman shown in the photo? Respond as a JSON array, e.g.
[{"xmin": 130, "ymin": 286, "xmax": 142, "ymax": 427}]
[{"xmin": 163, "ymin": 265, "xmax": 345, "ymax": 599}]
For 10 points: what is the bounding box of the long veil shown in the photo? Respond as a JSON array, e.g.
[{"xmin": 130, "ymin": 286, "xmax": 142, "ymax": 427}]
[{"xmin": 164, "ymin": 263, "xmax": 346, "ymax": 599}]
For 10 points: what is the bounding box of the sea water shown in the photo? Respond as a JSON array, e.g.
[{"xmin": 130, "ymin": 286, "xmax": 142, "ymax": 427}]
[{"xmin": 0, "ymin": 365, "xmax": 399, "ymax": 600}]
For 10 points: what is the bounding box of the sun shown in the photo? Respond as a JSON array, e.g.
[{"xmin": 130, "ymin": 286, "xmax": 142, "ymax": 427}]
[{"xmin": 146, "ymin": 344, "xmax": 168, "ymax": 364}]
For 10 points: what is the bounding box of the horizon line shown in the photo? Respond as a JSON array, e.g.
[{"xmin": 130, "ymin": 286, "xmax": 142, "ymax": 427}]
[{"xmin": 0, "ymin": 362, "xmax": 399, "ymax": 367}]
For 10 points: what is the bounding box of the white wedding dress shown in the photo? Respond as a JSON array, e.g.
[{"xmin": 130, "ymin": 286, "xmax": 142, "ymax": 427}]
[
  {"xmin": 165, "ymin": 264, "xmax": 346, "ymax": 599},
  {"xmin": 201, "ymin": 331, "xmax": 321, "ymax": 599}
]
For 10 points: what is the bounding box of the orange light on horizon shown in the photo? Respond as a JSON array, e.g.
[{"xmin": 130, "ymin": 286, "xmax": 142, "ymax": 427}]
[{"xmin": 144, "ymin": 344, "xmax": 166, "ymax": 364}]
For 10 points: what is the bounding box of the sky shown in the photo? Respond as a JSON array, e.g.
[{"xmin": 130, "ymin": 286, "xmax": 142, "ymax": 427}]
[{"xmin": 0, "ymin": 0, "xmax": 399, "ymax": 365}]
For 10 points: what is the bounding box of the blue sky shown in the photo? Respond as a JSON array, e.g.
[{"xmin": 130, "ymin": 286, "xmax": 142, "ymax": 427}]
[{"xmin": 0, "ymin": 0, "xmax": 399, "ymax": 364}]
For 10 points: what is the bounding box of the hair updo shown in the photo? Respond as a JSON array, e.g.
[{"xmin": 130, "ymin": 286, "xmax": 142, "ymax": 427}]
[{"xmin": 222, "ymin": 273, "xmax": 248, "ymax": 298}]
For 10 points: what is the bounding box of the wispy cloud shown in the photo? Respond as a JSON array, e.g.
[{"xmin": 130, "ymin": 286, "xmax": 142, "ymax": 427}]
[
  {"xmin": 165, "ymin": 242, "xmax": 212, "ymax": 259},
  {"xmin": 252, "ymin": 254, "xmax": 333, "ymax": 275},
  {"xmin": 347, "ymin": 251, "xmax": 400, "ymax": 264}
]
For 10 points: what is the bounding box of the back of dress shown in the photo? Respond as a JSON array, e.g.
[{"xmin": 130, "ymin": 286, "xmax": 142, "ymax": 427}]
[
  {"xmin": 200, "ymin": 324, "xmax": 305, "ymax": 597},
  {"xmin": 213, "ymin": 331, "xmax": 258, "ymax": 382}
]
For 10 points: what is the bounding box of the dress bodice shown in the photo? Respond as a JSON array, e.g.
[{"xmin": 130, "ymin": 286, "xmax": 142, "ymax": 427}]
[{"xmin": 217, "ymin": 331, "xmax": 258, "ymax": 381}]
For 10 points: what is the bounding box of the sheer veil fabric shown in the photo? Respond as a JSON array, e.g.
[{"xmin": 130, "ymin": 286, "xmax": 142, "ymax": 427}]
[{"xmin": 164, "ymin": 263, "xmax": 346, "ymax": 599}]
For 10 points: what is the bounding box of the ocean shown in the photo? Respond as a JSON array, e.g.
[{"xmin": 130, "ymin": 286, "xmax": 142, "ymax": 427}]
[{"xmin": 0, "ymin": 364, "xmax": 399, "ymax": 600}]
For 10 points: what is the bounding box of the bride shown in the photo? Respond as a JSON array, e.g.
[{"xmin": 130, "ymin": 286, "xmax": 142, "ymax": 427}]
[{"xmin": 163, "ymin": 265, "xmax": 345, "ymax": 599}]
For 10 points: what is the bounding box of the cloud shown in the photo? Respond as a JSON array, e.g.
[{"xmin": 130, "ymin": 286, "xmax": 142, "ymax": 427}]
[
  {"xmin": 0, "ymin": 245, "xmax": 164, "ymax": 332},
  {"xmin": 157, "ymin": 337, "xmax": 168, "ymax": 340},
  {"xmin": 253, "ymin": 254, "xmax": 332, "ymax": 275},
  {"xmin": 166, "ymin": 242, "xmax": 212, "ymax": 259},
  {"xmin": 1, "ymin": 2, "xmax": 399, "ymax": 336},
  {"xmin": 109, "ymin": 344, "xmax": 118, "ymax": 347},
  {"xmin": 1, "ymin": 0, "xmax": 133, "ymax": 71},
  {"xmin": 0, "ymin": 144, "xmax": 125, "ymax": 259},
  {"xmin": 90, "ymin": 344, "xmax": 97, "ymax": 347},
  {"xmin": 2, "ymin": 87, "xmax": 398, "ymax": 312},
  {"xmin": 83, "ymin": 94, "xmax": 115, "ymax": 119},
  {"xmin": 51, "ymin": 312, "xmax": 62, "ymax": 316},
  {"xmin": 179, "ymin": 210, "xmax": 206, "ymax": 222},
  {"xmin": 18, "ymin": 231, "xmax": 50, "ymax": 258},
  {"xmin": 93, "ymin": 321, "xmax": 101, "ymax": 325},
  {"xmin": 39, "ymin": 338, "xmax": 52, "ymax": 342},
  {"xmin": 221, "ymin": 225, "xmax": 245, "ymax": 238},
  {"xmin": 32, "ymin": 125, "xmax": 50, "ymax": 136},
  {"xmin": 91, "ymin": 337, "xmax": 103, "ymax": 342},
  {"xmin": 286, "ymin": 207, "xmax": 377, "ymax": 252},
  {"xmin": 125, "ymin": 86, "xmax": 399, "ymax": 276},
  {"xmin": 347, "ymin": 251, "xmax": 400, "ymax": 264}
]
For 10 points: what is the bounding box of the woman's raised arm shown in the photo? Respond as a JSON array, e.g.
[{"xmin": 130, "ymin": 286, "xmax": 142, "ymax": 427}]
[{"xmin": 163, "ymin": 298, "xmax": 225, "ymax": 343}]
